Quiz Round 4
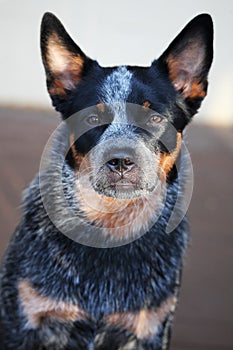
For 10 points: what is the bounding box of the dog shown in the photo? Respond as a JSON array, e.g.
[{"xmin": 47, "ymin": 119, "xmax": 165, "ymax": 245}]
[{"xmin": 0, "ymin": 12, "xmax": 213, "ymax": 349}]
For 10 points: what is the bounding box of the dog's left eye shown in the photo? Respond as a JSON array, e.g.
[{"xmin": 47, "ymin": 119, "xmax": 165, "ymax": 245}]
[
  {"xmin": 86, "ymin": 114, "xmax": 100, "ymax": 125},
  {"xmin": 148, "ymin": 115, "xmax": 163, "ymax": 124}
]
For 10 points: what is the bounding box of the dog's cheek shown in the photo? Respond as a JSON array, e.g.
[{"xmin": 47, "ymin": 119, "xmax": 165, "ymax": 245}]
[
  {"xmin": 69, "ymin": 131, "xmax": 100, "ymax": 172},
  {"xmin": 159, "ymin": 132, "xmax": 182, "ymax": 179}
]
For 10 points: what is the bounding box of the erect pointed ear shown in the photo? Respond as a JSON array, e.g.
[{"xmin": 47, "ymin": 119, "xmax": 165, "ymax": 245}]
[
  {"xmin": 157, "ymin": 14, "xmax": 213, "ymax": 100},
  {"xmin": 40, "ymin": 12, "xmax": 92, "ymax": 98}
]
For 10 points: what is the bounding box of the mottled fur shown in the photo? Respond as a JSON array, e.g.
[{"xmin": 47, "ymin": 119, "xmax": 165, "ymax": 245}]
[{"xmin": 0, "ymin": 12, "xmax": 213, "ymax": 349}]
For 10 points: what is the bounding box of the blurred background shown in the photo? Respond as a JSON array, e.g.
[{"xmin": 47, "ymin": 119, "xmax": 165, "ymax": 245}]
[{"xmin": 0, "ymin": 1, "xmax": 232, "ymax": 349}]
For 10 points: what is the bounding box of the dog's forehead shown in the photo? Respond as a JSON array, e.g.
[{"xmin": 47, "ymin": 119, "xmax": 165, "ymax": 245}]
[
  {"xmin": 98, "ymin": 65, "xmax": 171, "ymax": 118},
  {"xmin": 98, "ymin": 66, "xmax": 132, "ymax": 123},
  {"xmin": 100, "ymin": 66, "xmax": 133, "ymax": 105}
]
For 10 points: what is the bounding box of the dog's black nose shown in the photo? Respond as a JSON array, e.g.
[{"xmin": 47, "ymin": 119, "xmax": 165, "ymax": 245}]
[{"xmin": 107, "ymin": 157, "xmax": 135, "ymax": 174}]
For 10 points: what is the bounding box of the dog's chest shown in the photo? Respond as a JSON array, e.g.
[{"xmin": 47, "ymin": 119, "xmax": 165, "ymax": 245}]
[{"xmin": 38, "ymin": 233, "xmax": 179, "ymax": 319}]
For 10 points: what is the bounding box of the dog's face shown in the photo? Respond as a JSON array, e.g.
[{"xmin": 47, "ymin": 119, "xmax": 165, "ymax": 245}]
[{"xmin": 40, "ymin": 13, "xmax": 213, "ymax": 239}]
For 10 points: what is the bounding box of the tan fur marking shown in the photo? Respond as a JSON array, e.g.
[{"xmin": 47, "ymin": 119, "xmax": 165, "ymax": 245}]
[
  {"xmin": 76, "ymin": 175, "xmax": 165, "ymax": 240},
  {"xmin": 70, "ymin": 133, "xmax": 84, "ymax": 167},
  {"xmin": 48, "ymin": 78, "xmax": 67, "ymax": 96},
  {"xmin": 188, "ymin": 80, "xmax": 206, "ymax": 99},
  {"xmin": 166, "ymin": 55, "xmax": 182, "ymax": 86},
  {"xmin": 159, "ymin": 132, "xmax": 182, "ymax": 178},
  {"xmin": 18, "ymin": 279, "xmax": 88, "ymax": 328},
  {"xmin": 97, "ymin": 102, "xmax": 105, "ymax": 113},
  {"xmin": 166, "ymin": 54, "xmax": 206, "ymax": 99},
  {"xmin": 104, "ymin": 296, "xmax": 177, "ymax": 339},
  {"xmin": 46, "ymin": 33, "xmax": 84, "ymax": 95},
  {"xmin": 143, "ymin": 101, "xmax": 151, "ymax": 109}
]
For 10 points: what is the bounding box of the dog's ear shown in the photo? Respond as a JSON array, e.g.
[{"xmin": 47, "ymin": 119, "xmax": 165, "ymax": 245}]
[
  {"xmin": 40, "ymin": 12, "xmax": 93, "ymax": 99},
  {"xmin": 157, "ymin": 14, "xmax": 213, "ymax": 101}
]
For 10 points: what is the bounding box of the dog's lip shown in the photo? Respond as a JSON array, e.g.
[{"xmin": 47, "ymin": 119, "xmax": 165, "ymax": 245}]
[
  {"xmin": 93, "ymin": 181, "xmax": 158, "ymax": 199},
  {"xmin": 103, "ymin": 180, "xmax": 156, "ymax": 192},
  {"xmin": 109, "ymin": 181, "xmax": 136, "ymax": 191},
  {"xmin": 93, "ymin": 179, "xmax": 157, "ymax": 195}
]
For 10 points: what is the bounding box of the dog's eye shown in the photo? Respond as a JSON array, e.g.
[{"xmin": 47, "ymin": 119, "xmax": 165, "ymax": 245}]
[
  {"xmin": 86, "ymin": 114, "xmax": 100, "ymax": 125},
  {"xmin": 148, "ymin": 115, "xmax": 163, "ymax": 124}
]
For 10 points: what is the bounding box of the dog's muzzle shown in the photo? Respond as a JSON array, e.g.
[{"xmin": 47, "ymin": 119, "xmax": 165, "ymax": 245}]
[{"xmin": 88, "ymin": 137, "xmax": 159, "ymax": 199}]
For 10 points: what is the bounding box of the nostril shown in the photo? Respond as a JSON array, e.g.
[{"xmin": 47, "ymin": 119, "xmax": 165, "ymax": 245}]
[
  {"xmin": 124, "ymin": 158, "xmax": 134, "ymax": 166},
  {"xmin": 107, "ymin": 159, "xmax": 120, "ymax": 167},
  {"xmin": 106, "ymin": 158, "xmax": 121, "ymax": 172},
  {"xmin": 107, "ymin": 158, "xmax": 135, "ymax": 173}
]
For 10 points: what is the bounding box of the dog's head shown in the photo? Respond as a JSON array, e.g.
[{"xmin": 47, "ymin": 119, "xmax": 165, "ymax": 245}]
[{"xmin": 40, "ymin": 13, "xmax": 213, "ymax": 240}]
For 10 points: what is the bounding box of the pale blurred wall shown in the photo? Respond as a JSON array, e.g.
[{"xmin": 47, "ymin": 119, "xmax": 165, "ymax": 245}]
[{"xmin": 0, "ymin": 0, "xmax": 232, "ymax": 125}]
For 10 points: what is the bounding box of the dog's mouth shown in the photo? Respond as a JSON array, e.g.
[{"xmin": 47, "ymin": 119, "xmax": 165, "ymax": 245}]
[
  {"xmin": 92, "ymin": 175, "xmax": 157, "ymax": 199},
  {"xmin": 109, "ymin": 180, "xmax": 137, "ymax": 191}
]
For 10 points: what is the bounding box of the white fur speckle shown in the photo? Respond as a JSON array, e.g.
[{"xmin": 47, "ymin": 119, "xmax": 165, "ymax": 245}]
[
  {"xmin": 101, "ymin": 66, "xmax": 133, "ymax": 105},
  {"xmin": 99, "ymin": 66, "xmax": 133, "ymax": 141},
  {"xmin": 100, "ymin": 66, "xmax": 133, "ymax": 123}
]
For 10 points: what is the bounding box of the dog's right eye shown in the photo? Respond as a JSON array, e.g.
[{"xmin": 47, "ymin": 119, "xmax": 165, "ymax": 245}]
[
  {"xmin": 86, "ymin": 114, "xmax": 100, "ymax": 125},
  {"xmin": 147, "ymin": 114, "xmax": 163, "ymax": 124}
]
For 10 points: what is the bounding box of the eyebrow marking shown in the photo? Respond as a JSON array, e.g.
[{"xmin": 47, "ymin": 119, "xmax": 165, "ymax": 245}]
[
  {"xmin": 143, "ymin": 101, "xmax": 151, "ymax": 109},
  {"xmin": 97, "ymin": 102, "xmax": 105, "ymax": 113}
]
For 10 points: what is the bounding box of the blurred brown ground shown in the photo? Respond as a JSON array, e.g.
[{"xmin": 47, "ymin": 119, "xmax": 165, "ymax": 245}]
[{"xmin": 0, "ymin": 107, "xmax": 232, "ymax": 349}]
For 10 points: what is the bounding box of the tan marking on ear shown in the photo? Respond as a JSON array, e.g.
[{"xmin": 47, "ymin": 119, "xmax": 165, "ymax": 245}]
[
  {"xmin": 166, "ymin": 54, "xmax": 206, "ymax": 99},
  {"xmin": 104, "ymin": 296, "xmax": 177, "ymax": 339},
  {"xmin": 46, "ymin": 33, "xmax": 84, "ymax": 95},
  {"xmin": 188, "ymin": 79, "xmax": 206, "ymax": 99},
  {"xmin": 48, "ymin": 78, "xmax": 67, "ymax": 96},
  {"xmin": 166, "ymin": 55, "xmax": 182, "ymax": 86},
  {"xmin": 18, "ymin": 279, "xmax": 89, "ymax": 328},
  {"xmin": 143, "ymin": 101, "xmax": 151, "ymax": 109},
  {"xmin": 159, "ymin": 132, "xmax": 182, "ymax": 178},
  {"xmin": 97, "ymin": 103, "xmax": 105, "ymax": 113}
]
